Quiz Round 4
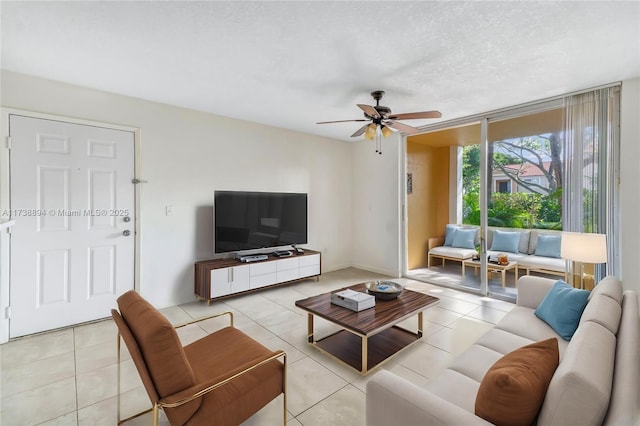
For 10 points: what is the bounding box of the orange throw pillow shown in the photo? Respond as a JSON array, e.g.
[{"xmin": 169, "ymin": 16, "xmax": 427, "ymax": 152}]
[{"xmin": 475, "ymin": 338, "xmax": 559, "ymax": 426}]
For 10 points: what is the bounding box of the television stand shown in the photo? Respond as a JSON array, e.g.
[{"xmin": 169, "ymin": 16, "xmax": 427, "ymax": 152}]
[
  {"xmin": 237, "ymin": 254, "xmax": 269, "ymax": 262},
  {"xmin": 194, "ymin": 249, "xmax": 321, "ymax": 304}
]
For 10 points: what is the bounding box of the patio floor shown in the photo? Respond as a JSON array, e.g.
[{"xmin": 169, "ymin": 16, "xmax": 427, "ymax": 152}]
[{"xmin": 407, "ymin": 261, "xmax": 521, "ymax": 302}]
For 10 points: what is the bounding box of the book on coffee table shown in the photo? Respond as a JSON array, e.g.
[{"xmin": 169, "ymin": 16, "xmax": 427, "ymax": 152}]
[{"xmin": 330, "ymin": 289, "xmax": 375, "ymax": 312}]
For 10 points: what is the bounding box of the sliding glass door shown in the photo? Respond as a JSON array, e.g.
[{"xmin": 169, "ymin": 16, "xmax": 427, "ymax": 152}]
[
  {"xmin": 405, "ymin": 85, "xmax": 620, "ymax": 300},
  {"xmin": 484, "ymin": 108, "xmax": 564, "ymax": 299}
]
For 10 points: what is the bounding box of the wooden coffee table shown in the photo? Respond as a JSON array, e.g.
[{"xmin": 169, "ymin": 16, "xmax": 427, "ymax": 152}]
[
  {"xmin": 295, "ymin": 283, "xmax": 439, "ymax": 375},
  {"xmin": 462, "ymin": 259, "xmax": 518, "ymax": 287}
]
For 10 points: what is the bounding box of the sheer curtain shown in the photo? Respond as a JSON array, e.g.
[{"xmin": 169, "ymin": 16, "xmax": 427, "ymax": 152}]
[{"xmin": 563, "ymin": 85, "xmax": 621, "ymax": 279}]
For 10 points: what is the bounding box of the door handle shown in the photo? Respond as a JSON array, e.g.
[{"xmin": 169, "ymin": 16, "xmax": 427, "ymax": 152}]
[{"xmin": 122, "ymin": 230, "xmax": 131, "ymax": 236}]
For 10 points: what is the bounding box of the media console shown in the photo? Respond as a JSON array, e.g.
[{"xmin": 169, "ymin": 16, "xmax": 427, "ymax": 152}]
[{"xmin": 194, "ymin": 249, "xmax": 321, "ymax": 303}]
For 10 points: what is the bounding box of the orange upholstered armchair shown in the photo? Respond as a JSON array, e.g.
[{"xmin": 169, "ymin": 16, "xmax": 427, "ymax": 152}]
[{"xmin": 111, "ymin": 290, "xmax": 286, "ymax": 425}]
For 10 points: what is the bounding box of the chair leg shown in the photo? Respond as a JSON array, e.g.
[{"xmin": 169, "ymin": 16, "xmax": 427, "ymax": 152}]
[
  {"xmin": 283, "ymin": 353, "xmax": 287, "ymax": 426},
  {"xmin": 153, "ymin": 403, "xmax": 159, "ymax": 426},
  {"xmin": 116, "ymin": 332, "xmax": 154, "ymax": 425}
]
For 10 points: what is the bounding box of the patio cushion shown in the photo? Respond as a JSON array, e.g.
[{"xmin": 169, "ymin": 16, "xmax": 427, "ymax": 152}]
[
  {"xmin": 535, "ymin": 234, "xmax": 562, "ymax": 258},
  {"xmin": 444, "ymin": 224, "xmax": 461, "ymax": 246},
  {"xmin": 528, "ymin": 230, "xmax": 563, "ymax": 255},
  {"xmin": 490, "ymin": 230, "xmax": 521, "ymax": 253},
  {"xmin": 429, "ymin": 246, "xmax": 477, "ymax": 260},
  {"xmin": 517, "ymin": 255, "xmax": 565, "ymax": 272},
  {"xmin": 452, "ymin": 228, "xmax": 477, "ymax": 249}
]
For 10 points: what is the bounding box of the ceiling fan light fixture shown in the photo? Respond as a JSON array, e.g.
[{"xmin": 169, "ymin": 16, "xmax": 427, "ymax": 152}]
[
  {"xmin": 380, "ymin": 125, "xmax": 393, "ymax": 138},
  {"xmin": 364, "ymin": 123, "xmax": 377, "ymax": 140}
]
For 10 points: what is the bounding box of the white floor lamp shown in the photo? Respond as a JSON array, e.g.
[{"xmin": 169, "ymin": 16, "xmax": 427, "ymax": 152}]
[{"xmin": 560, "ymin": 232, "xmax": 607, "ymax": 289}]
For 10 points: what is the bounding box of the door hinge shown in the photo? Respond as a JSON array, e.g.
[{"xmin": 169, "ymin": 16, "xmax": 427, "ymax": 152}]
[
  {"xmin": 6, "ymin": 136, "xmax": 12, "ymax": 149},
  {"xmin": 5, "ymin": 306, "xmax": 11, "ymax": 319}
]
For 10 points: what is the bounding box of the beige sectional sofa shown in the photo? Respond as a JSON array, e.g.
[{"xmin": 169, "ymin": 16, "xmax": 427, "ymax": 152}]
[
  {"xmin": 366, "ymin": 275, "xmax": 640, "ymax": 425},
  {"xmin": 428, "ymin": 225, "xmax": 566, "ymax": 278}
]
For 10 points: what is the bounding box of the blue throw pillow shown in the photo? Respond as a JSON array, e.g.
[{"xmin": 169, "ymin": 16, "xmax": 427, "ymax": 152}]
[
  {"xmin": 444, "ymin": 224, "xmax": 459, "ymax": 246},
  {"xmin": 534, "ymin": 281, "xmax": 590, "ymax": 340},
  {"xmin": 451, "ymin": 228, "xmax": 477, "ymax": 249},
  {"xmin": 535, "ymin": 234, "xmax": 562, "ymax": 258},
  {"xmin": 490, "ymin": 230, "xmax": 520, "ymax": 253}
]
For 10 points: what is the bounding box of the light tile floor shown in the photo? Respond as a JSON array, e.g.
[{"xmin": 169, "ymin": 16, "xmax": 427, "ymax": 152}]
[{"xmin": 0, "ymin": 268, "xmax": 515, "ymax": 425}]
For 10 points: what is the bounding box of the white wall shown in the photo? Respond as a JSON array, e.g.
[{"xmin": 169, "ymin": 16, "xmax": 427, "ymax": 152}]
[
  {"xmin": 0, "ymin": 71, "xmax": 354, "ymax": 311},
  {"xmin": 350, "ymin": 133, "xmax": 402, "ymax": 277},
  {"xmin": 619, "ymin": 77, "xmax": 640, "ymax": 293}
]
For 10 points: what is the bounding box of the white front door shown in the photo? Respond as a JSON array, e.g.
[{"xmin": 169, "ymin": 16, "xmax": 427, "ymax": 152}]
[{"xmin": 8, "ymin": 115, "xmax": 135, "ymax": 337}]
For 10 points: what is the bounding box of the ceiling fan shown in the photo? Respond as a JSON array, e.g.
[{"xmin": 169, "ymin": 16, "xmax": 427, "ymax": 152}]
[{"xmin": 317, "ymin": 90, "xmax": 442, "ymax": 154}]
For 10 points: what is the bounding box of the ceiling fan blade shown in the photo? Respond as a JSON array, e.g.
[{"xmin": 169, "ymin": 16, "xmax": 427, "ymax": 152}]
[
  {"xmin": 386, "ymin": 121, "xmax": 420, "ymax": 135},
  {"xmin": 388, "ymin": 111, "xmax": 442, "ymax": 120},
  {"xmin": 357, "ymin": 104, "xmax": 381, "ymax": 119},
  {"xmin": 351, "ymin": 124, "xmax": 370, "ymax": 137},
  {"xmin": 316, "ymin": 119, "xmax": 369, "ymax": 124}
]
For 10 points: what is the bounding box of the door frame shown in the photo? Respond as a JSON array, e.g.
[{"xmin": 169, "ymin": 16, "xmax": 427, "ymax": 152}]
[{"xmin": 0, "ymin": 108, "xmax": 142, "ymax": 343}]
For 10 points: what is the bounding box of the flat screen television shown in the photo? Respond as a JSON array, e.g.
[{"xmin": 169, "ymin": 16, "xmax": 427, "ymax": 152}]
[{"xmin": 214, "ymin": 190, "xmax": 308, "ymax": 254}]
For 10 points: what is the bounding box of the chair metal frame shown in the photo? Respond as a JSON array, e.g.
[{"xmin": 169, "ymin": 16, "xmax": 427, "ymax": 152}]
[{"xmin": 115, "ymin": 311, "xmax": 287, "ymax": 426}]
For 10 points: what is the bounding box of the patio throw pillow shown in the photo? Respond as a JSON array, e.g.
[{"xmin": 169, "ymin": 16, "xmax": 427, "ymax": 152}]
[
  {"xmin": 490, "ymin": 230, "xmax": 520, "ymax": 253},
  {"xmin": 475, "ymin": 338, "xmax": 559, "ymax": 426},
  {"xmin": 451, "ymin": 227, "xmax": 476, "ymax": 249},
  {"xmin": 535, "ymin": 280, "xmax": 590, "ymax": 340},
  {"xmin": 444, "ymin": 224, "xmax": 460, "ymax": 246},
  {"xmin": 535, "ymin": 234, "xmax": 562, "ymax": 258}
]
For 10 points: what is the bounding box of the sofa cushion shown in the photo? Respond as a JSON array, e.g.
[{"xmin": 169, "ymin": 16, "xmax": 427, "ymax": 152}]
[
  {"xmin": 448, "ymin": 344, "xmax": 503, "ymax": 383},
  {"xmin": 534, "ymin": 234, "xmax": 562, "ymax": 258},
  {"xmin": 451, "ymin": 228, "xmax": 477, "ymax": 249},
  {"xmin": 476, "ymin": 327, "xmax": 535, "ymax": 355},
  {"xmin": 589, "ymin": 275, "xmax": 623, "ymax": 303},
  {"xmin": 517, "ymin": 254, "xmax": 566, "ymax": 272},
  {"xmin": 494, "ymin": 306, "xmax": 570, "ymax": 356},
  {"xmin": 535, "ymin": 280, "xmax": 590, "ymax": 340},
  {"xmin": 538, "ymin": 321, "xmax": 617, "ymax": 426},
  {"xmin": 489, "ymin": 230, "xmax": 520, "ymax": 253},
  {"xmin": 487, "ymin": 228, "xmax": 531, "ymax": 254},
  {"xmin": 426, "ymin": 369, "xmax": 481, "ymax": 413},
  {"xmin": 475, "ymin": 338, "xmax": 559, "ymax": 426},
  {"xmin": 528, "ymin": 230, "xmax": 562, "ymax": 255},
  {"xmin": 429, "ymin": 245, "xmax": 477, "ymax": 260},
  {"xmin": 444, "ymin": 224, "xmax": 460, "ymax": 246},
  {"xmin": 580, "ymin": 292, "xmax": 622, "ymax": 335},
  {"xmin": 604, "ymin": 291, "xmax": 640, "ymax": 425}
]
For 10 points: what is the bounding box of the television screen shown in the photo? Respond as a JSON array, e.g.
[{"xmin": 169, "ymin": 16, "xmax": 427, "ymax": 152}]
[{"xmin": 214, "ymin": 191, "xmax": 308, "ymax": 254}]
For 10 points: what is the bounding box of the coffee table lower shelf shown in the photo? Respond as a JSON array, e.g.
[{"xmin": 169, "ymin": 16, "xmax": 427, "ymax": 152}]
[{"xmin": 312, "ymin": 325, "xmax": 421, "ymax": 374}]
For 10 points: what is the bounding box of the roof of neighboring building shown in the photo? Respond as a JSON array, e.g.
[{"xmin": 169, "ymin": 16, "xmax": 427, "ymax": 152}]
[{"xmin": 494, "ymin": 161, "xmax": 551, "ymax": 178}]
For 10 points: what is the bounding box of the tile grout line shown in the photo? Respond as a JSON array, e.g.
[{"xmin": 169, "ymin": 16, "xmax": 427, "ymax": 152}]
[{"xmin": 292, "ymin": 381, "xmax": 356, "ymax": 424}]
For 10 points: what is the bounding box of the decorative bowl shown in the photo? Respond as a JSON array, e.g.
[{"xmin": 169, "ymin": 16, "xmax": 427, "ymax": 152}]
[{"xmin": 365, "ymin": 281, "xmax": 404, "ymax": 300}]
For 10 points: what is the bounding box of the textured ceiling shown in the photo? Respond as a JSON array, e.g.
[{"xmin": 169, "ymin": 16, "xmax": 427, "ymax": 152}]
[{"xmin": 2, "ymin": 1, "xmax": 639, "ymax": 142}]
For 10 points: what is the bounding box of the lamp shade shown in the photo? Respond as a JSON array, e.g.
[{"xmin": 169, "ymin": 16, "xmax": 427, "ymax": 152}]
[
  {"xmin": 560, "ymin": 232, "xmax": 607, "ymax": 263},
  {"xmin": 364, "ymin": 123, "xmax": 377, "ymax": 140},
  {"xmin": 380, "ymin": 125, "xmax": 393, "ymax": 138}
]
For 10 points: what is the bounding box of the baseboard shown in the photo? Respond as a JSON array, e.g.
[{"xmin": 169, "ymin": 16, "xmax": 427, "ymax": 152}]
[{"xmin": 349, "ymin": 262, "xmax": 400, "ymax": 278}]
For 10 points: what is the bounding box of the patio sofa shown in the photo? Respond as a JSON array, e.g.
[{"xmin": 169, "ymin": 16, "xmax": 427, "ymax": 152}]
[
  {"xmin": 366, "ymin": 275, "xmax": 640, "ymax": 425},
  {"xmin": 428, "ymin": 225, "xmax": 566, "ymax": 278}
]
